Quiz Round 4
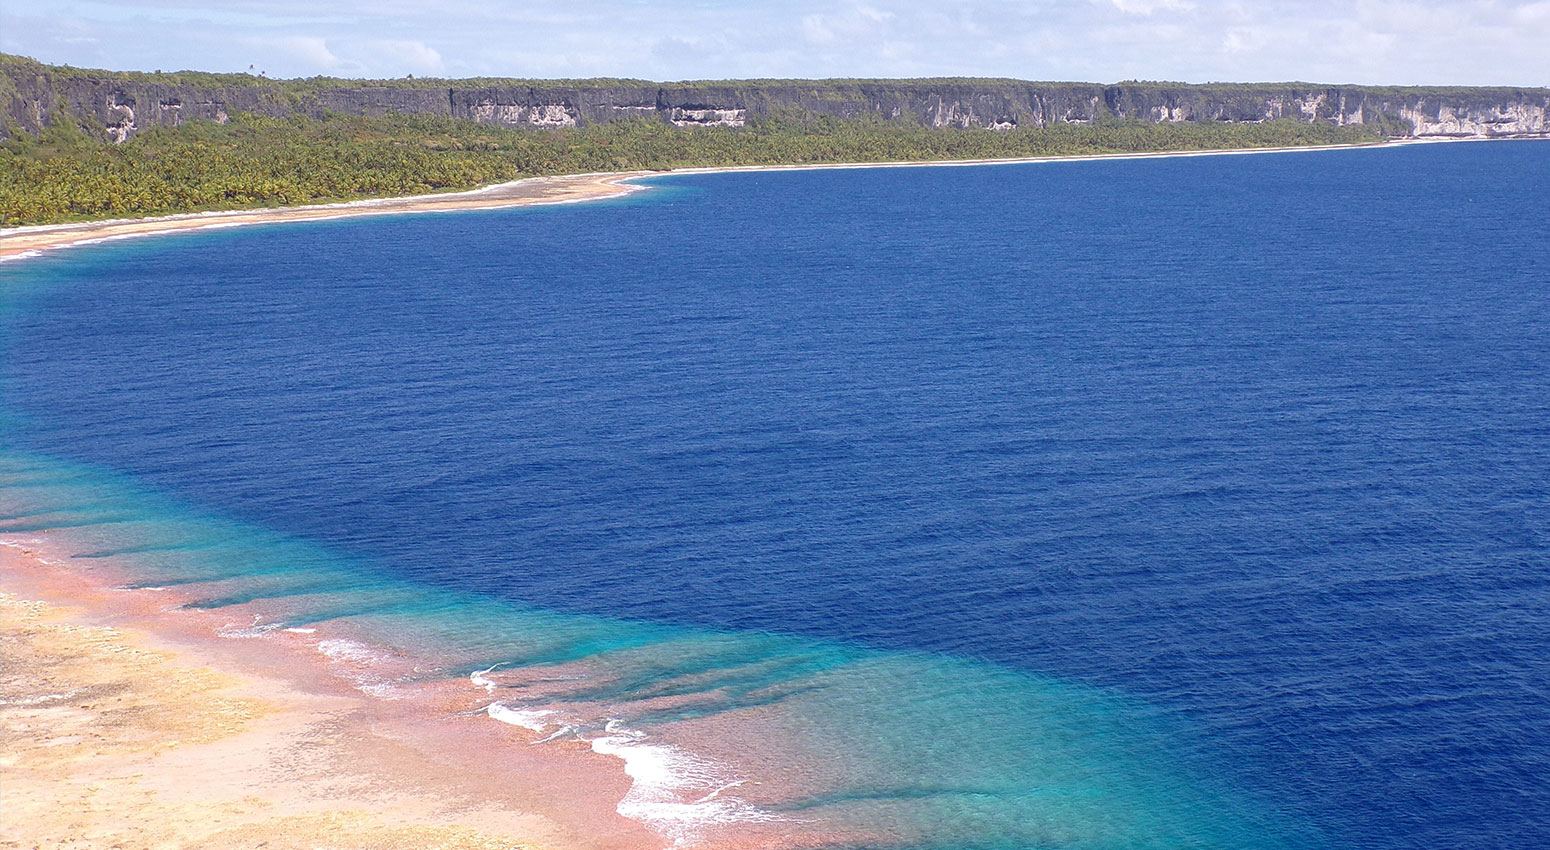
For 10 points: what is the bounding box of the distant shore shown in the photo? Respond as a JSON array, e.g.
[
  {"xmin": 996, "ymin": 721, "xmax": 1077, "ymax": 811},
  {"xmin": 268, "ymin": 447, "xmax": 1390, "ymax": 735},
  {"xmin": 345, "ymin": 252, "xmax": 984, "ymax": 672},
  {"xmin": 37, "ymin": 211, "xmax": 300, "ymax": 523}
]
[
  {"xmin": 0, "ymin": 171, "xmax": 656, "ymax": 263},
  {"xmin": 0, "ymin": 136, "xmax": 1503, "ymax": 265}
]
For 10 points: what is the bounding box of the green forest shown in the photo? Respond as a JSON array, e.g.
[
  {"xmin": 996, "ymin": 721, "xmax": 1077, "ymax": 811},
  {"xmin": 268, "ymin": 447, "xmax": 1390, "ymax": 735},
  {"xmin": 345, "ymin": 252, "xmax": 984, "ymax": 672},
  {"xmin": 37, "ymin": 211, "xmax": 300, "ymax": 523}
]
[{"xmin": 0, "ymin": 112, "xmax": 1385, "ymax": 226}]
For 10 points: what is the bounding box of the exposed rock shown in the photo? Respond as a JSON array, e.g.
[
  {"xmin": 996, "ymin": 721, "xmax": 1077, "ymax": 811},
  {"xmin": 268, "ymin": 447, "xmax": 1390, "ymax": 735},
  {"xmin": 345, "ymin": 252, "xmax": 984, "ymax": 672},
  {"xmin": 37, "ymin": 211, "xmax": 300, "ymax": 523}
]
[
  {"xmin": 1400, "ymin": 101, "xmax": 1549, "ymax": 136},
  {"xmin": 2, "ymin": 56, "xmax": 1546, "ymax": 143},
  {"xmin": 104, "ymin": 92, "xmax": 135, "ymax": 143},
  {"xmin": 668, "ymin": 106, "xmax": 745, "ymax": 127}
]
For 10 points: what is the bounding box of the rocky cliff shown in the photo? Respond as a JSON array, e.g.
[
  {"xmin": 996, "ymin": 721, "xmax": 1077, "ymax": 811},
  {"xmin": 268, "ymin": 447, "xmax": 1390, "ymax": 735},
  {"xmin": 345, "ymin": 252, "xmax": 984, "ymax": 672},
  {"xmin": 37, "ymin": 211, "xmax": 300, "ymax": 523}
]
[{"xmin": 3, "ymin": 55, "xmax": 1546, "ymax": 142}]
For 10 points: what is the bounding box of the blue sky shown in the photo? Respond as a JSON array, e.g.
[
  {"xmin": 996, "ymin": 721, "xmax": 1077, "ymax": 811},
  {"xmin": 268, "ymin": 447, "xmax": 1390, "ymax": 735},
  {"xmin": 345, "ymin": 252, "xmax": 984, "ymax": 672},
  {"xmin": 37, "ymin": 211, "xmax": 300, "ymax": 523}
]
[{"xmin": 3, "ymin": 0, "xmax": 1547, "ymax": 85}]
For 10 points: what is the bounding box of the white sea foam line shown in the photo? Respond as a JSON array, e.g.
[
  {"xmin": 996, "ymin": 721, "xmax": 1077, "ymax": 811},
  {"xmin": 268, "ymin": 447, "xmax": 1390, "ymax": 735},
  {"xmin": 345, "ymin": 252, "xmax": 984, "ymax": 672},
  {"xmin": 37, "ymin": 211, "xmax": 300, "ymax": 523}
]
[
  {"xmin": 588, "ymin": 724, "xmax": 786, "ymax": 848},
  {"xmin": 485, "ymin": 699, "xmax": 785, "ymax": 848},
  {"xmin": 0, "ymin": 537, "xmax": 66, "ymax": 565},
  {"xmin": 217, "ymin": 613, "xmax": 285, "ymax": 638},
  {"xmin": 485, "ymin": 702, "xmax": 556, "ymax": 732},
  {"xmin": 0, "ymin": 538, "xmax": 44, "ymax": 550},
  {"xmin": 533, "ymin": 725, "xmax": 577, "ymax": 744},
  {"xmin": 471, "ymin": 663, "xmax": 503, "ymax": 694},
  {"xmin": 314, "ymin": 637, "xmax": 407, "ymax": 699}
]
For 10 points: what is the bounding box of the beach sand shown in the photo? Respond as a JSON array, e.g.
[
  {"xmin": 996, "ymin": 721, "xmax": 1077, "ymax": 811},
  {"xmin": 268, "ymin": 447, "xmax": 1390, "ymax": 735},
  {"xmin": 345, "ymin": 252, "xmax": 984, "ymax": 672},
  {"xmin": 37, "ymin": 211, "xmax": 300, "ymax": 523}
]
[
  {"xmin": 0, "ymin": 138, "xmax": 1471, "ymax": 265},
  {"xmin": 0, "ymin": 541, "xmax": 657, "ymax": 850},
  {"xmin": 0, "ymin": 170, "xmax": 655, "ymax": 263}
]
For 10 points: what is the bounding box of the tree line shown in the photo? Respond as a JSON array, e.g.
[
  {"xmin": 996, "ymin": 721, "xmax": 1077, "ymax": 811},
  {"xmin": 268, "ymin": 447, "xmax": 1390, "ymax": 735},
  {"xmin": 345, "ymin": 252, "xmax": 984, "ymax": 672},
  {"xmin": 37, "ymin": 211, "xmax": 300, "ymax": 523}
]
[{"xmin": 0, "ymin": 112, "xmax": 1385, "ymax": 226}]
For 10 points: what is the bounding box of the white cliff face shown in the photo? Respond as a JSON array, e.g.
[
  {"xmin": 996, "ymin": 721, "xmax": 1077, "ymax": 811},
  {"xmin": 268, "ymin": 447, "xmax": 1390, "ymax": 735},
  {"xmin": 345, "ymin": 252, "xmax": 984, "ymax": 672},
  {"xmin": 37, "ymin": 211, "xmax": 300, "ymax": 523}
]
[
  {"xmin": 470, "ymin": 100, "xmax": 579, "ymax": 127},
  {"xmin": 669, "ymin": 107, "xmax": 745, "ymax": 127},
  {"xmin": 1057, "ymin": 97, "xmax": 1103, "ymax": 125},
  {"xmin": 157, "ymin": 99, "xmax": 182, "ymax": 126},
  {"xmin": 1335, "ymin": 94, "xmax": 1364, "ymax": 126},
  {"xmin": 932, "ymin": 99, "xmax": 976, "ymax": 129},
  {"xmin": 527, "ymin": 104, "xmax": 578, "ymax": 127},
  {"xmin": 27, "ymin": 69, "xmax": 1545, "ymax": 144},
  {"xmin": 932, "ymin": 98, "xmax": 1018, "ymax": 130},
  {"xmin": 923, "ymin": 98, "xmax": 1022, "ymax": 129},
  {"xmin": 470, "ymin": 100, "xmax": 523, "ymax": 124},
  {"xmin": 104, "ymin": 95, "xmax": 135, "ymax": 143},
  {"xmin": 1400, "ymin": 102, "xmax": 1549, "ymax": 137}
]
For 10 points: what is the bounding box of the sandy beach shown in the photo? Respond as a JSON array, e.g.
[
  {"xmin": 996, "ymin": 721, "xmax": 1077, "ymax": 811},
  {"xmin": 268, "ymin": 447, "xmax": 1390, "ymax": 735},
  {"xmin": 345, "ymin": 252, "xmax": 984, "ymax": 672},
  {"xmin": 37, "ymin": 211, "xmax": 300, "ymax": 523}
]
[
  {"xmin": 0, "ymin": 170, "xmax": 656, "ymax": 263},
  {"xmin": 0, "ymin": 138, "xmax": 1465, "ymax": 265},
  {"xmin": 0, "ymin": 539, "xmax": 659, "ymax": 850}
]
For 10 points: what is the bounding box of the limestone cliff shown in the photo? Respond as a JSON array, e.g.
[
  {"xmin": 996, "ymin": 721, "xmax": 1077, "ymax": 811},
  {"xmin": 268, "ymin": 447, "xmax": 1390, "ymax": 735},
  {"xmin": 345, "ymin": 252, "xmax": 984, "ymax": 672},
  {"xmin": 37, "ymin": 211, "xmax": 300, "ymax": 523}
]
[{"xmin": 3, "ymin": 55, "xmax": 1545, "ymax": 143}]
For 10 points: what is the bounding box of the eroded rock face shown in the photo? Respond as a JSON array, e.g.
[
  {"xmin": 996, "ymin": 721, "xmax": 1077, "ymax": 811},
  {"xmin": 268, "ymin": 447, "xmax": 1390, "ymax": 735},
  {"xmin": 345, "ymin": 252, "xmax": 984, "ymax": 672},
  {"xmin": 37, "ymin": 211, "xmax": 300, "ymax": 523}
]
[
  {"xmin": 104, "ymin": 93, "xmax": 135, "ymax": 143},
  {"xmin": 1401, "ymin": 102, "xmax": 1550, "ymax": 136},
  {"xmin": 669, "ymin": 107, "xmax": 745, "ymax": 127},
  {"xmin": 2, "ymin": 58, "xmax": 1546, "ymax": 143}
]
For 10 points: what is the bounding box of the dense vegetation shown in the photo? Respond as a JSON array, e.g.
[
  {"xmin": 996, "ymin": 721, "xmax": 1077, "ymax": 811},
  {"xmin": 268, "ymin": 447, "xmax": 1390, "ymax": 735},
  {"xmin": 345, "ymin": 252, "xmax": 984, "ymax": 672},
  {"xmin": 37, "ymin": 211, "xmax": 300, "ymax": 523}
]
[
  {"xmin": 5, "ymin": 53, "xmax": 1530, "ymax": 99},
  {"xmin": 0, "ymin": 112, "xmax": 1385, "ymax": 226}
]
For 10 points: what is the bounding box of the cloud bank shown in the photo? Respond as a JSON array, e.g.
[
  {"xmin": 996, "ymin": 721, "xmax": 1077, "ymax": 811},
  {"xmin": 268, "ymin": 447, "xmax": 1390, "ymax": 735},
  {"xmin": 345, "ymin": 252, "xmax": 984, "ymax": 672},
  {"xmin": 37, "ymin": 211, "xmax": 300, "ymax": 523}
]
[{"xmin": 3, "ymin": 0, "xmax": 1546, "ymax": 85}]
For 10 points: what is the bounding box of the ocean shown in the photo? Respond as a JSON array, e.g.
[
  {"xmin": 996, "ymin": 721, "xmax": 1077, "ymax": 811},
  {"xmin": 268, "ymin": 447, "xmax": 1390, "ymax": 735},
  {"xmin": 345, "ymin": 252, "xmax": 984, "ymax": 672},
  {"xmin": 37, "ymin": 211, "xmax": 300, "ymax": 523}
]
[{"xmin": 3, "ymin": 140, "xmax": 1547, "ymax": 849}]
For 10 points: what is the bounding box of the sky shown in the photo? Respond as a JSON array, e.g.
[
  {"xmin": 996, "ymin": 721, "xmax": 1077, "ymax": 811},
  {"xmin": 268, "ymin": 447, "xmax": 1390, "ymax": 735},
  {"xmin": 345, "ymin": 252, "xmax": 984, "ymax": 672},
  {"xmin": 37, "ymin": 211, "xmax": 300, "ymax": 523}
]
[{"xmin": 2, "ymin": 0, "xmax": 1547, "ymax": 85}]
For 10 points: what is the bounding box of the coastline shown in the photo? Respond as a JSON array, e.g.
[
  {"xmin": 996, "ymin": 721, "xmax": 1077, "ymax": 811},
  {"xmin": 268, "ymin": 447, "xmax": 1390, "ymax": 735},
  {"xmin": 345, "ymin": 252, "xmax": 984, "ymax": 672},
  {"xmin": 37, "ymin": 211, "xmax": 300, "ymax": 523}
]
[
  {"xmin": 0, "ymin": 170, "xmax": 657, "ymax": 264},
  {"xmin": 0, "ymin": 136, "xmax": 1504, "ymax": 265},
  {"xmin": 2, "ymin": 131, "xmax": 1545, "ymax": 850},
  {"xmin": 0, "ymin": 536, "xmax": 664, "ymax": 850}
]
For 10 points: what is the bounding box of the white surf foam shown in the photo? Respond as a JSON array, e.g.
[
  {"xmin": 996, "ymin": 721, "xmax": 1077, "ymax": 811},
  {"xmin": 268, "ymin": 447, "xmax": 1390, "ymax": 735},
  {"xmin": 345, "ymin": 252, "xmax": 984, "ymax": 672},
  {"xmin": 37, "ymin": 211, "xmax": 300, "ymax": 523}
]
[
  {"xmin": 483, "ymin": 696, "xmax": 783, "ymax": 848},
  {"xmin": 485, "ymin": 702, "xmax": 557, "ymax": 732},
  {"xmin": 587, "ymin": 722, "xmax": 784, "ymax": 847},
  {"xmin": 0, "ymin": 538, "xmax": 62, "ymax": 565},
  {"xmin": 217, "ymin": 614, "xmax": 285, "ymax": 638},
  {"xmin": 470, "ymin": 663, "xmax": 502, "ymax": 694},
  {"xmin": 315, "ymin": 638, "xmax": 405, "ymax": 699},
  {"xmin": 316, "ymin": 638, "xmax": 378, "ymax": 662},
  {"xmin": 533, "ymin": 725, "xmax": 577, "ymax": 744}
]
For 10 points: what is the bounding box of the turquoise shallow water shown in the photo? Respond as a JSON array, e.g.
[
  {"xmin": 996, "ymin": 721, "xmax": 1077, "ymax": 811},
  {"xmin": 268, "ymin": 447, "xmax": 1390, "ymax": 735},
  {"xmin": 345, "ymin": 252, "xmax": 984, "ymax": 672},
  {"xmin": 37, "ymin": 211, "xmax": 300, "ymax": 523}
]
[
  {"xmin": 3, "ymin": 140, "xmax": 1548, "ymax": 848},
  {"xmin": 0, "ymin": 449, "xmax": 1311, "ymax": 848}
]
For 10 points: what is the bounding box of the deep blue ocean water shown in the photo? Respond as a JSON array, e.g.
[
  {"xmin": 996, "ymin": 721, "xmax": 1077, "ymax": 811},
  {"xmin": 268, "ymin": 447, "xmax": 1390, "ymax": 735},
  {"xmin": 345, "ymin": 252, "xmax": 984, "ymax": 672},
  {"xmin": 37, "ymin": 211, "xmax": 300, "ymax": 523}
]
[{"xmin": 3, "ymin": 141, "xmax": 1548, "ymax": 849}]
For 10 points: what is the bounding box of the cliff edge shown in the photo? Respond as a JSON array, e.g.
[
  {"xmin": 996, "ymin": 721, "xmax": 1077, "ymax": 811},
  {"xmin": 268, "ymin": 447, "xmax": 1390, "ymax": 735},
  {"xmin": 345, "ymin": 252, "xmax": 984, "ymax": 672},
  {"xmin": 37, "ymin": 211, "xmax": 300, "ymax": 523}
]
[{"xmin": 4, "ymin": 55, "xmax": 1546, "ymax": 143}]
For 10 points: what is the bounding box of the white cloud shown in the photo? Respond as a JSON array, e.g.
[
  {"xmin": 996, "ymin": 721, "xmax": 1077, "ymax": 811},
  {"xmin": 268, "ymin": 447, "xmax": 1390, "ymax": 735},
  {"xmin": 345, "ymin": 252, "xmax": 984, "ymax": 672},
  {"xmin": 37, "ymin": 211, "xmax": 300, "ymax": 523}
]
[
  {"xmin": 801, "ymin": 5, "xmax": 897, "ymax": 46},
  {"xmin": 1, "ymin": 0, "xmax": 1545, "ymax": 85},
  {"xmin": 801, "ymin": 14, "xmax": 838, "ymax": 44},
  {"xmin": 1222, "ymin": 25, "xmax": 1268, "ymax": 54},
  {"xmin": 267, "ymin": 35, "xmax": 342, "ymax": 69},
  {"xmin": 1515, "ymin": 1, "xmax": 1550, "ymax": 23},
  {"xmin": 370, "ymin": 39, "xmax": 444, "ymax": 74},
  {"xmin": 1105, "ymin": 0, "xmax": 1195, "ymax": 14}
]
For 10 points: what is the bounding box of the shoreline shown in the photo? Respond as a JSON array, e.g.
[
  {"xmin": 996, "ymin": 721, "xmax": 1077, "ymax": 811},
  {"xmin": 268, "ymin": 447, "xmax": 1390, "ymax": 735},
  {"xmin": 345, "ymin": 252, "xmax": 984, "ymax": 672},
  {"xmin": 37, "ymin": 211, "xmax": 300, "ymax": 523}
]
[
  {"xmin": 0, "ymin": 522, "xmax": 830, "ymax": 850},
  {"xmin": 2, "ymin": 135, "xmax": 1526, "ymax": 265},
  {"xmin": 0, "ymin": 170, "xmax": 657, "ymax": 264},
  {"xmin": 2, "ymin": 131, "xmax": 1545, "ymax": 849},
  {"xmin": 0, "ymin": 535, "xmax": 663, "ymax": 850}
]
